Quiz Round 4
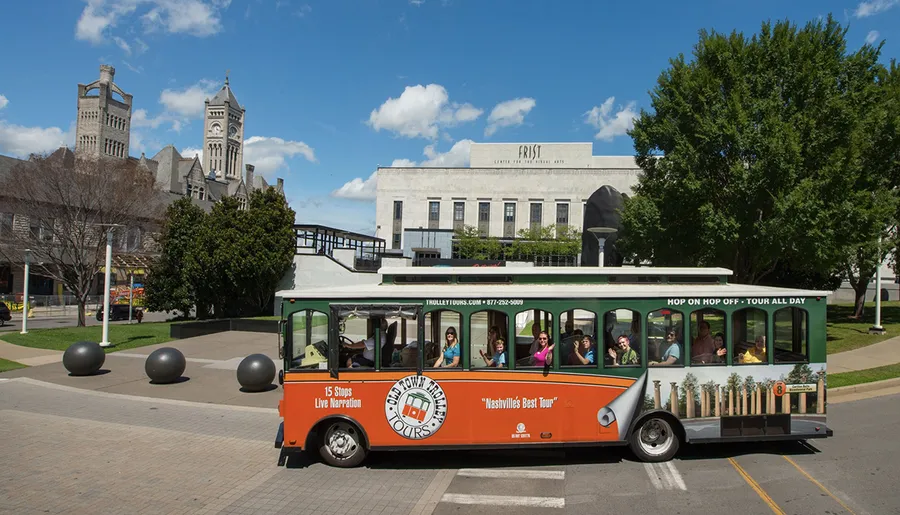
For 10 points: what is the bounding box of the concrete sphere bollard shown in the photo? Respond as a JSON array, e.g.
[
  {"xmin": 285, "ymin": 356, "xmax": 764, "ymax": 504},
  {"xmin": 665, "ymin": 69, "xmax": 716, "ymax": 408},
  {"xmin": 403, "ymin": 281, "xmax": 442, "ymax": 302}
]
[
  {"xmin": 62, "ymin": 341, "xmax": 106, "ymax": 376},
  {"xmin": 145, "ymin": 347, "xmax": 186, "ymax": 384},
  {"xmin": 237, "ymin": 353, "xmax": 276, "ymax": 392}
]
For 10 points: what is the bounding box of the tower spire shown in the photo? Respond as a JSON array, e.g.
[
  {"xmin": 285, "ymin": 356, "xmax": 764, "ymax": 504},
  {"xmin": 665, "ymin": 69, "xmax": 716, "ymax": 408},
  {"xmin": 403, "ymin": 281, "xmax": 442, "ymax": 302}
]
[{"xmin": 225, "ymin": 69, "xmax": 230, "ymax": 86}]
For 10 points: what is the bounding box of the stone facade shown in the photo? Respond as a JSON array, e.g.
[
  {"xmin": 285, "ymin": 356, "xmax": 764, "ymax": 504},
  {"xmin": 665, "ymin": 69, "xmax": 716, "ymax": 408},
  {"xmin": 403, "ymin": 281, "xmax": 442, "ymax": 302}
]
[
  {"xmin": 375, "ymin": 143, "xmax": 643, "ymax": 251},
  {"xmin": 202, "ymin": 77, "xmax": 245, "ymax": 182},
  {"xmin": 76, "ymin": 65, "xmax": 132, "ymax": 159}
]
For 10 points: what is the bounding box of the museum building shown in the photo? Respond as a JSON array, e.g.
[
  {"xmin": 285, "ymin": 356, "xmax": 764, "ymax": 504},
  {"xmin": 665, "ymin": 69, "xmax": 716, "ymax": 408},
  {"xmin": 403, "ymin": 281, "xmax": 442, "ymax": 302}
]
[{"xmin": 374, "ymin": 142, "xmax": 643, "ymax": 260}]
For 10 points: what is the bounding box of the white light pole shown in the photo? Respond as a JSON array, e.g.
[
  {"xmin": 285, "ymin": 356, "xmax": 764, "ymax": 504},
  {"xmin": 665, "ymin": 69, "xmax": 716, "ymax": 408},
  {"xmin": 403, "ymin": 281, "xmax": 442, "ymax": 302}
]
[
  {"xmin": 99, "ymin": 225, "xmax": 121, "ymax": 347},
  {"xmin": 870, "ymin": 233, "xmax": 886, "ymax": 335},
  {"xmin": 128, "ymin": 271, "xmax": 134, "ymax": 324},
  {"xmin": 20, "ymin": 249, "xmax": 30, "ymax": 335},
  {"xmin": 587, "ymin": 227, "xmax": 618, "ymax": 268}
]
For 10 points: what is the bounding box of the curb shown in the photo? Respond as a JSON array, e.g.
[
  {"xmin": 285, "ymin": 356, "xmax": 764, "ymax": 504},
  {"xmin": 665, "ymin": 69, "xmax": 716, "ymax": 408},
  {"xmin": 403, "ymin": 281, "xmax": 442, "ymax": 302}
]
[{"xmin": 828, "ymin": 377, "xmax": 900, "ymax": 399}]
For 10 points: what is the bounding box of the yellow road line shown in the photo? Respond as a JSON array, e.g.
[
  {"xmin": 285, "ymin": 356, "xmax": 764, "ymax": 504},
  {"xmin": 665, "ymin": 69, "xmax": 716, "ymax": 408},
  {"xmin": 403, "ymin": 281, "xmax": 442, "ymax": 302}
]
[
  {"xmin": 727, "ymin": 457, "xmax": 786, "ymax": 515},
  {"xmin": 782, "ymin": 456, "xmax": 857, "ymax": 515}
]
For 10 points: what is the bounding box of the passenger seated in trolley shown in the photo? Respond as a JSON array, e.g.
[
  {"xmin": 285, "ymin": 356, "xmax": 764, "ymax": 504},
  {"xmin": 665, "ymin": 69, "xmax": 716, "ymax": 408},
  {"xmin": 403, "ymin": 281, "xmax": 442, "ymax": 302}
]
[
  {"xmin": 608, "ymin": 334, "xmax": 640, "ymax": 366},
  {"xmin": 344, "ymin": 318, "xmax": 387, "ymax": 368},
  {"xmin": 479, "ymin": 338, "xmax": 507, "ymax": 368},
  {"xmin": 567, "ymin": 332, "xmax": 596, "ymax": 365},
  {"xmin": 738, "ymin": 335, "xmax": 767, "ymax": 363},
  {"xmin": 649, "ymin": 330, "xmax": 681, "ymax": 366},
  {"xmin": 433, "ymin": 326, "xmax": 460, "ymax": 368}
]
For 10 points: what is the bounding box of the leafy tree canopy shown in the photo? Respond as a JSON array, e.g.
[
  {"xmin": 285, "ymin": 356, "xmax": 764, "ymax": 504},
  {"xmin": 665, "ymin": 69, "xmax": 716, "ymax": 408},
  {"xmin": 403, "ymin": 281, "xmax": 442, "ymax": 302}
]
[{"xmin": 619, "ymin": 15, "xmax": 900, "ymax": 286}]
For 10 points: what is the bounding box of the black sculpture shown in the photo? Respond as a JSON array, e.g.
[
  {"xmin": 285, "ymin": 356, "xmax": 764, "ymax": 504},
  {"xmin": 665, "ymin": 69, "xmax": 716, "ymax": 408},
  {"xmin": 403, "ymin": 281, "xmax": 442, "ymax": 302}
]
[
  {"xmin": 237, "ymin": 353, "xmax": 276, "ymax": 392},
  {"xmin": 145, "ymin": 347, "xmax": 186, "ymax": 384},
  {"xmin": 62, "ymin": 340, "xmax": 106, "ymax": 376},
  {"xmin": 581, "ymin": 185, "xmax": 627, "ymax": 267}
]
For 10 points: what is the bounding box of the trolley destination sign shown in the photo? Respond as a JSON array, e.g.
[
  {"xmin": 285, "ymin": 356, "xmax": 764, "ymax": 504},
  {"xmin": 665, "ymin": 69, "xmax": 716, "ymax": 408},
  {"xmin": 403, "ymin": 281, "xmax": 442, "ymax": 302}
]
[{"xmin": 425, "ymin": 297, "xmax": 810, "ymax": 307}]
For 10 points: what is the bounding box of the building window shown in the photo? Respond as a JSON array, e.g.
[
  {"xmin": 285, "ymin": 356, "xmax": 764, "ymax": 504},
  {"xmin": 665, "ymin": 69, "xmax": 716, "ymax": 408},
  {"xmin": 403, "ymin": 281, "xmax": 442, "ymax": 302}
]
[
  {"xmin": 479, "ymin": 202, "xmax": 490, "ymax": 222},
  {"xmin": 556, "ymin": 203, "xmax": 569, "ymax": 225},
  {"xmin": 453, "ymin": 202, "xmax": 465, "ymax": 221},
  {"xmin": 393, "ymin": 201, "xmax": 403, "ymax": 221},
  {"xmin": 392, "ymin": 233, "xmax": 401, "ymax": 250},
  {"xmin": 503, "ymin": 203, "xmax": 516, "ymax": 238},
  {"xmin": 530, "ymin": 202, "xmax": 542, "ymax": 230},
  {"xmin": 198, "ymin": 187, "xmax": 205, "ymax": 201},
  {"xmin": 186, "ymin": 184, "xmax": 193, "ymax": 198},
  {"xmin": 478, "ymin": 202, "xmax": 490, "ymax": 236},
  {"xmin": 453, "ymin": 202, "xmax": 465, "ymax": 230},
  {"xmin": 428, "ymin": 201, "xmax": 440, "ymax": 229}
]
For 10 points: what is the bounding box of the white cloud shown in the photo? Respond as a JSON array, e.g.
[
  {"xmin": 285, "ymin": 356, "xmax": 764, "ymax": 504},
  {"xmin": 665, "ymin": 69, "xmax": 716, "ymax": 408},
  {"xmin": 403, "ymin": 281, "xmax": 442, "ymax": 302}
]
[
  {"xmin": 131, "ymin": 108, "xmax": 182, "ymax": 131},
  {"xmin": 331, "ymin": 172, "xmax": 377, "ymax": 200},
  {"xmin": 243, "ymin": 136, "xmax": 316, "ymax": 177},
  {"xmin": 180, "ymin": 146, "xmax": 204, "ymax": 162},
  {"xmin": 134, "ymin": 37, "xmax": 149, "ymax": 54},
  {"xmin": 584, "ymin": 97, "xmax": 638, "ymax": 142},
  {"xmin": 854, "ymin": 0, "xmax": 898, "ymax": 17},
  {"xmin": 866, "ymin": 30, "xmax": 880, "ymax": 44},
  {"xmin": 0, "ymin": 95, "xmax": 8, "ymax": 110},
  {"xmin": 410, "ymin": 0, "xmax": 424, "ymax": 5},
  {"xmin": 159, "ymin": 79, "xmax": 219, "ymax": 118},
  {"xmin": 123, "ymin": 61, "xmax": 144, "ymax": 74},
  {"xmin": 0, "ymin": 121, "xmax": 74, "ymax": 158},
  {"xmin": 334, "ymin": 139, "xmax": 473, "ymax": 201},
  {"xmin": 75, "ymin": 0, "xmax": 230, "ymax": 44},
  {"xmin": 484, "ymin": 97, "xmax": 536, "ymax": 137},
  {"xmin": 367, "ymin": 84, "xmax": 482, "ymax": 140},
  {"xmin": 113, "ymin": 36, "xmax": 131, "ymax": 54}
]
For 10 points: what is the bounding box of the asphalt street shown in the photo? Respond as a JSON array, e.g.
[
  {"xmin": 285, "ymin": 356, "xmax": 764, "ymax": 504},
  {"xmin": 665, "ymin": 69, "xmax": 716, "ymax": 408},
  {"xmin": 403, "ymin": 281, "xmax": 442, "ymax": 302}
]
[{"xmin": 0, "ymin": 373, "xmax": 895, "ymax": 514}]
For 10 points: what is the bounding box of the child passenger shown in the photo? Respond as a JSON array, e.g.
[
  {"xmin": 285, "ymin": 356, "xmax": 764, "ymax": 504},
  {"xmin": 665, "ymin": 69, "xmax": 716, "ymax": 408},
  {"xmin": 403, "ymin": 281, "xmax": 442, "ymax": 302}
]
[{"xmin": 480, "ymin": 338, "xmax": 507, "ymax": 368}]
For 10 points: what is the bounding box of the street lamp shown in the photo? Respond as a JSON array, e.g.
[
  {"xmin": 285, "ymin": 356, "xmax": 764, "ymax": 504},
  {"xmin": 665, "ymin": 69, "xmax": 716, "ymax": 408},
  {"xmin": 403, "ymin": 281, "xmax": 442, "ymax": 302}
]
[
  {"xmin": 20, "ymin": 249, "xmax": 30, "ymax": 335},
  {"xmin": 870, "ymin": 233, "xmax": 886, "ymax": 335},
  {"xmin": 98, "ymin": 224, "xmax": 123, "ymax": 347},
  {"xmin": 587, "ymin": 227, "xmax": 618, "ymax": 268}
]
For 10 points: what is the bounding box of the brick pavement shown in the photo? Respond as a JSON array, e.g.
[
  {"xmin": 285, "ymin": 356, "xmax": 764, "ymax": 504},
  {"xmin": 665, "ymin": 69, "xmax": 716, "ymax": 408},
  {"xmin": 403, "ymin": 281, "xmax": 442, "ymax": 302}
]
[{"xmin": 0, "ymin": 379, "xmax": 441, "ymax": 515}]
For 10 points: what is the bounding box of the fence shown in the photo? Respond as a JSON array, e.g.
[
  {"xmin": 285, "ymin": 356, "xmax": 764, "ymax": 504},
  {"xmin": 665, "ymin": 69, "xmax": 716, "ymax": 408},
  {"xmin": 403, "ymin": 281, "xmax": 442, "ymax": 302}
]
[{"xmin": 0, "ymin": 294, "xmax": 145, "ymax": 317}]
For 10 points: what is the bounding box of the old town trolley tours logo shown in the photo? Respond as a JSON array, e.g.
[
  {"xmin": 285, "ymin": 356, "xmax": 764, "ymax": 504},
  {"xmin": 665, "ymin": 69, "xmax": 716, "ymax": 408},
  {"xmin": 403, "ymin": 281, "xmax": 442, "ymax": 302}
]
[{"xmin": 384, "ymin": 375, "xmax": 448, "ymax": 440}]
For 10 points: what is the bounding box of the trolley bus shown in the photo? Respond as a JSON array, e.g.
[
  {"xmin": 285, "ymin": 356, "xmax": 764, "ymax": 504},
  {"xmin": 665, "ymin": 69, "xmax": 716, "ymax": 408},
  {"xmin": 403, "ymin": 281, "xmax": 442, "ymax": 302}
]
[{"xmin": 274, "ymin": 266, "xmax": 832, "ymax": 467}]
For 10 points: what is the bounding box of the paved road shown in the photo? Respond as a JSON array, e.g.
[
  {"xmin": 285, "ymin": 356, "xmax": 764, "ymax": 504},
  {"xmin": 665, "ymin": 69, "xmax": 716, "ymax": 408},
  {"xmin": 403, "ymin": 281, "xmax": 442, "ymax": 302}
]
[
  {"xmin": 0, "ymin": 311, "xmax": 171, "ymax": 332},
  {"xmin": 0, "ymin": 375, "xmax": 896, "ymax": 514}
]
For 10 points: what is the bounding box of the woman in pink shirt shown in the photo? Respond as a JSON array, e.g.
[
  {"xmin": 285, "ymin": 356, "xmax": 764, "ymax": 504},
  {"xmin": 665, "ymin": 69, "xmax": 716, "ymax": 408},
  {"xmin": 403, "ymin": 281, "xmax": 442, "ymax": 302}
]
[{"xmin": 532, "ymin": 331, "xmax": 555, "ymax": 367}]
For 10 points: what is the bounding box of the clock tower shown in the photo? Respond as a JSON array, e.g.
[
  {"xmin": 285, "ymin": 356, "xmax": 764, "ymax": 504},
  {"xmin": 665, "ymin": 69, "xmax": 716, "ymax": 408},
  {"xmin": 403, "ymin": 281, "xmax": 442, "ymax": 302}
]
[{"xmin": 202, "ymin": 73, "xmax": 245, "ymax": 181}]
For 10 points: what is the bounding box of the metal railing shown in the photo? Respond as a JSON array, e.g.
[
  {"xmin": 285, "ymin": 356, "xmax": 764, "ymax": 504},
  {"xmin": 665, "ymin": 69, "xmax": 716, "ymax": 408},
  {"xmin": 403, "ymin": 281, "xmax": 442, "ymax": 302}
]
[{"xmin": 0, "ymin": 294, "xmax": 145, "ymax": 316}]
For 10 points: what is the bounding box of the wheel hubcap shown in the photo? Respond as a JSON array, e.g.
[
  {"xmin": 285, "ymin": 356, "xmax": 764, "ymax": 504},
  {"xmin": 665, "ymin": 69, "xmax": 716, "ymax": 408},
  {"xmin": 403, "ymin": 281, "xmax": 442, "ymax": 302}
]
[
  {"xmin": 639, "ymin": 419, "xmax": 674, "ymax": 457},
  {"xmin": 325, "ymin": 422, "xmax": 359, "ymax": 460}
]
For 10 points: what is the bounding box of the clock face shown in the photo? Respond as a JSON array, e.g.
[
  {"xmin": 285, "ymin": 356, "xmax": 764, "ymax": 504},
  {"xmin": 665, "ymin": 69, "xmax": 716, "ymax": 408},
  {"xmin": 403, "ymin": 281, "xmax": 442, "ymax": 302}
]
[
  {"xmin": 211, "ymin": 123, "xmax": 221, "ymax": 136},
  {"xmin": 229, "ymin": 126, "xmax": 238, "ymax": 137}
]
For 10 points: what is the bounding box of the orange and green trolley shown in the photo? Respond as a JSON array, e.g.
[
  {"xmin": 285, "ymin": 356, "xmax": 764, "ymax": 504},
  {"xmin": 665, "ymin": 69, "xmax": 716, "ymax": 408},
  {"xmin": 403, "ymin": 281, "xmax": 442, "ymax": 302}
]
[{"xmin": 274, "ymin": 266, "xmax": 832, "ymax": 467}]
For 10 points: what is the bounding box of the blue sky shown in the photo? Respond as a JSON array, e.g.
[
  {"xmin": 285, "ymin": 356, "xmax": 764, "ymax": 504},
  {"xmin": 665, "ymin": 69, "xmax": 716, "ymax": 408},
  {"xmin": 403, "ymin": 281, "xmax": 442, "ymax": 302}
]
[{"xmin": 0, "ymin": 0, "xmax": 897, "ymax": 234}]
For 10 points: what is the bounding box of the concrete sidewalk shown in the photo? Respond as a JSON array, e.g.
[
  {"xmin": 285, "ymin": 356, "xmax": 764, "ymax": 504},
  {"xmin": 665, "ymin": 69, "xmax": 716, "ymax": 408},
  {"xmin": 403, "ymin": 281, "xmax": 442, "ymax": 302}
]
[
  {"xmin": 0, "ymin": 340, "xmax": 63, "ymax": 366},
  {"xmin": 827, "ymin": 335, "xmax": 900, "ymax": 373}
]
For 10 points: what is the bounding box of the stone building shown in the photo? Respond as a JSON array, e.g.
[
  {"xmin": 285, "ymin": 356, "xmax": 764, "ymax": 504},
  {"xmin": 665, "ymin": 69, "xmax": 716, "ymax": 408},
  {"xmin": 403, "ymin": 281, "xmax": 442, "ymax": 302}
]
[
  {"xmin": 375, "ymin": 142, "xmax": 642, "ymax": 259},
  {"xmin": 0, "ymin": 64, "xmax": 286, "ymax": 297}
]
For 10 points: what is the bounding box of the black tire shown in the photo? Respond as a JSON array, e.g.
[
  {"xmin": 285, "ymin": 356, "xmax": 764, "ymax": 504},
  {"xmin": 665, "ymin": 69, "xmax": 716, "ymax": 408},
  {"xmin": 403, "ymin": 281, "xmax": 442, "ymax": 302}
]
[
  {"xmin": 318, "ymin": 420, "xmax": 367, "ymax": 468},
  {"xmin": 96, "ymin": 312, "xmax": 102, "ymax": 321},
  {"xmin": 629, "ymin": 415, "xmax": 680, "ymax": 462}
]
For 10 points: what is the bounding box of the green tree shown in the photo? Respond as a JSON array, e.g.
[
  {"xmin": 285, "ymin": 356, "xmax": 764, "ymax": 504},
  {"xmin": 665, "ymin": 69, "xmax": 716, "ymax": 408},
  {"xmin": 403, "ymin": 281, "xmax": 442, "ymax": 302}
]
[
  {"xmin": 145, "ymin": 197, "xmax": 205, "ymax": 318},
  {"xmin": 239, "ymin": 188, "xmax": 296, "ymax": 314},
  {"xmin": 454, "ymin": 225, "xmax": 502, "ymax": 260},
  {"xmin": 620, "ymin": 16, "xmax": 900, "ymax": 287},
  {"xmin": 189, "ymin": 196, "xmax": 247, "ymax": 318}
]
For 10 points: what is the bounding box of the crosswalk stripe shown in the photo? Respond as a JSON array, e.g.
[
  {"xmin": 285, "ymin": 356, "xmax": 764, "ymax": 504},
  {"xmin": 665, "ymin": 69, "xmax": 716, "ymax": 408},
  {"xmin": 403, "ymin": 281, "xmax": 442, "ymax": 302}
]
[
  {"xmin": 644, "ymin": 462, "xmax": 687, "ymax": 491},
  {"xmin": 441, "ymin": 493, "xmax": 565, "ymax": 509},
  {"xmin": 457, "ymin": 468, "xmax": 565, "ymax": 480}
]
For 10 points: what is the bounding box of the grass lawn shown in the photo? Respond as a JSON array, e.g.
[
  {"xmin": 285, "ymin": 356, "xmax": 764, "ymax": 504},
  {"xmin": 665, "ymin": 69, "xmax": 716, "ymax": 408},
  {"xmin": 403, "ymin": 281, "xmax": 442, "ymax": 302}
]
[
  {"xmin": 0, "ymin": 357, "xmax": 27, "ymax": 373},
  {"xmin": 829, "ymin": 363, "xmax": 900, "ymax": 388},
  {"xmin": 0, "ymin": 322, "xmax": 174, "ymax": 353},
  {"xmin": 826, "ymin": 301, "xmax": 900, "ymax": 354}
]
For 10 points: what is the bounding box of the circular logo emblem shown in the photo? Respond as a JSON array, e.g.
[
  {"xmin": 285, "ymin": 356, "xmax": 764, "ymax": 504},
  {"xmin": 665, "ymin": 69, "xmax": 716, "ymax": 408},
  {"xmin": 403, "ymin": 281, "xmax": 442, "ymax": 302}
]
[{"xmin": 385, "ymin": 375, "xmax": 448, "ymax": 440}]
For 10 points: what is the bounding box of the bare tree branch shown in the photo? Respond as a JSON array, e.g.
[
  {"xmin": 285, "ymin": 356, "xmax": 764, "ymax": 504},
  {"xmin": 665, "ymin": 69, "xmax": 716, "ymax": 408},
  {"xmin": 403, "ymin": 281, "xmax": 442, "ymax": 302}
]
[{"xmin": 0, "ymin": 149, "xmax": 164, "ymax": 326}]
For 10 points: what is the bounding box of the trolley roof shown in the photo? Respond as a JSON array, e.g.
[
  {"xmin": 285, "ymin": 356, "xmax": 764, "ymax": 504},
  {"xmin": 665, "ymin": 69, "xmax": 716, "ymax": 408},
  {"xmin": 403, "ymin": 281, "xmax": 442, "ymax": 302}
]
[{"xmin": 277, "ymin": 266, "xmax": 833, "ymax": 299}]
